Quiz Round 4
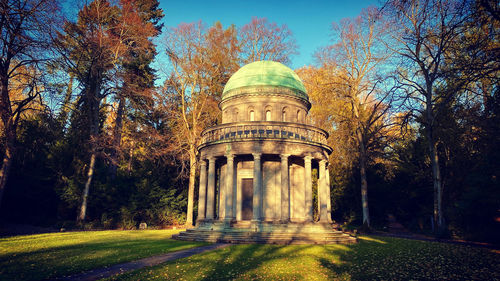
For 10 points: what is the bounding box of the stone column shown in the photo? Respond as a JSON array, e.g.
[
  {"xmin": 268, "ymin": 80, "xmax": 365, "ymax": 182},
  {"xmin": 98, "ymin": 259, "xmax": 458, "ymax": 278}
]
[
  {"xmin": 304, "ymin": 156, "xmax": 313, "ymax": 222},
  {"xmin": 206, "ymin": 157, "xmax": 216, "ymax": 220},
  {"xmin": 236, "ymin": 164, "xmax": 242, "ymax": 221},
  {"xmin": 197, "ymin": 160, "xmax": 207, "ymax": 221},
  {"xmin": 225, "ymin": 154, "xmax": 234, "ymax": 221},
  {"xmin": 252, "ymin": 153, "xmax": 262, "ymax": 221},
  {"xmin": 274, "ymin": 161, "xmax": 282, "ymax": 221},
  {"xmin": 233, "ymin": 160, "xmax": 238, "ymax": 220},
  {"xmin": 280, "ymin": 154, "xmax": 290, "ymax": 221},
  {"xmin": 318, "ymin": 159, "xmax": 328, "ymax": 222},
  {"xmin": 326, "ymin": 166, "xmax": 332, "ymax": 223},
  {"xmin": 218, "ymin": 163, "xmax": 225, "ymax": 220}
]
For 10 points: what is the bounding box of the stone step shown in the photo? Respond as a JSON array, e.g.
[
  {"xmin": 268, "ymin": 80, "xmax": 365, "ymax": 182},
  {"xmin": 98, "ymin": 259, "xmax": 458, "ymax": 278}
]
[
  {"xmin": 175, "ymin": 235, "xmax": 356, "ymax": 245},
  {"xmin": 174, "ymin": 230, "xmax": 357, "ymax": 245},
  {"xmin": 231, "ymin": 221, "xmax": 252, "ymax": 228},
  {"xmin": 177, "ymin": 236, "xmax": 355, "ymax": 242},
  {"xmin": 182, "ymin": 229, "xmax": 346, "ymax": 235},
  {"xmin": 178, "ymin": 232, "xmax": 349, "ymax": 239},
  {"xmin": 185, "ymin": 228, "xmax": 345, "ymax": 235},
  {"xmin": 176, "ymin": 235, "xmax": 353, "ymax": 241},
  {"xmin": 177, "ymin": 236, "xmax": 352, "ymax": 242}
]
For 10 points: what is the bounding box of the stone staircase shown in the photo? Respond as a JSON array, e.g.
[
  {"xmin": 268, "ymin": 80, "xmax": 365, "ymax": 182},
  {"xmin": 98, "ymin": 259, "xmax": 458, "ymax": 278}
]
[{"xmin": 173, "ymin": 222, "xmax": 357, "ymax": 245}]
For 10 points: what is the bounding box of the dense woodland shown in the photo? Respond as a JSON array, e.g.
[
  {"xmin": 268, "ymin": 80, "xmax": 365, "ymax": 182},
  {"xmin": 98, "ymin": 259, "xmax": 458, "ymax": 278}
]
[{"xmin": 0, "ymin": 0, "xmax": 498, "ymax": 243}]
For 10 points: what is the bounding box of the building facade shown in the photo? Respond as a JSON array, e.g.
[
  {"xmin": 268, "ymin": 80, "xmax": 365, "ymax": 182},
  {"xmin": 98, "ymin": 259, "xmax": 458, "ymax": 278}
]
[{"xmin": 175, "ymin": 61, "xmax": 355, "ymax": 244}]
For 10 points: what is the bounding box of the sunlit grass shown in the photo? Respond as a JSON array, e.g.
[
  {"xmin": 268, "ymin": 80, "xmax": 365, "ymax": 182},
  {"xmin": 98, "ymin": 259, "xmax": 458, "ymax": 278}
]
[
  {"xmin": 0, "ymin": 229, "xmax": 206, "ymax": 281},
  {"xmin": 356, "ymin": 236, "xmax": 387, "ymax": 244},
  {"xmin": 1, "ymin": 231, "xmax": 498, "ymax": 281},
  {"xmin": 110, "ymin": 235, "xmax": 500, "ymax": 281}
]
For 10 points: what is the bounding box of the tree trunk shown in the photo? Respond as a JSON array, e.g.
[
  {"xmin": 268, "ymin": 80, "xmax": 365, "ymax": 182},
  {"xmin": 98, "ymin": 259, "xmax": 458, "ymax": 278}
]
[
  {"xmin": 0, "ymin": 131, "xmax": 15, "ymax": 211},
  {"xmin": 427, "ymin": 129, "xmax": 444, "ymax": 232},
  {"xmin": 425, "ymin": 87, "xmax": 444, "ymax": 233},
  {"xmin": 77, "ymin": 78, "xmax": 101, "ymax": 223},
  {"xmin": 78, "ymin": 152, "xmax": 96, "ymax": 223},
  {"xmin": 127, "ymin": 146, "xmax": 133, "ymax": 176},
  {"xmin": 58, "ymin": 75, "xmax": 74, "ymax": 126},
  {"xmin": 108, "ymin": 95, "xmax": 125, "ymax": 180},
  {"xmin": 353, "ymin": 96, "xmax": 370, "ymax": 228},
  {"xmin": 78, "ymin": 112, "xmax": 99, "ymax": 223},
  {"xmin": 185, "ymin": 147, "xmax": 197, "ymax": 227},
  {"xmin": 0, "ymin": 72, "xmax": 14, "ymax": 212},
  {"xmin": 358, "ymin": 131, "xmax": 370, "ymax": 228}
]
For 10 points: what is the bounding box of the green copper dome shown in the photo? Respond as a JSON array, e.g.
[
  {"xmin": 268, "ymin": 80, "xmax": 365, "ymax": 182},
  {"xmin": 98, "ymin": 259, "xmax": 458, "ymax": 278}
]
[{"xmin": 222, "ymin": 61, "xmax": 308, "ymax": 101}]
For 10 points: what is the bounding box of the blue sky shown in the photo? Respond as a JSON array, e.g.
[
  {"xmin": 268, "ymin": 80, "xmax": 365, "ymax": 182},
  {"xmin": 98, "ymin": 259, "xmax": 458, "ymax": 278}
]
[
  {"xmin": 157, "ymin": 0, "xmax": 380, "ymax": 69},
  {"xmin": 61, "ymin": 0, "xmax": 380, "ymax": 81}
]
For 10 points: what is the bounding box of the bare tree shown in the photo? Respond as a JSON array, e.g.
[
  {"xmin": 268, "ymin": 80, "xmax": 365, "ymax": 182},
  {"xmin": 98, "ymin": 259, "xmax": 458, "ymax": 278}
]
[
  {"xmin": 0, "ymin": 0, "xmax": 60, "ymax": 210},
  {"xmin": 383, "ymin": 0, "xmax": 470, "ymax": 232},
  {"xmin": 239, "ymin": 17, "xmax": 298, "ymax": 64},
  {"xmin": 306, "ymin": 7, "xmax": 395, "ymax": 228},
  {"xmin": 162, "ymin": 21, "xmax": 239, "ymax": 226}
]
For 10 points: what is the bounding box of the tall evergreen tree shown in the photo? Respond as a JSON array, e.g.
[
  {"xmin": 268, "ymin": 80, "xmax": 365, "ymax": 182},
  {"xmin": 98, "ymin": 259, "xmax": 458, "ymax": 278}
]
[
  {"xmin": 56, "ymin": 0, "xmax": 157, "ymax": 222},
  {"xmin": 107, "ymin": 0, "xmax": 163, "ymax": 180}
]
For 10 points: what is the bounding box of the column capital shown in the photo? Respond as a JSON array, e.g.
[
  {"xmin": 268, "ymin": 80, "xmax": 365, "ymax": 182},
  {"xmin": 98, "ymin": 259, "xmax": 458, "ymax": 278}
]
[
  {"xmin": 319, "ymin": 159, "xmax": 327, "ymax": 165},
  {"xmin": 304, "ymin": 155, "xmax": 313, "ymax": 162},
  {"xmin": 252, "ymin": 153, "xmax": 262, "ymax": 160},
  {"xmin": 280, "ymin": 154, "xmax": 290, "ymax": 160},
  {"xmin": 207, "ymin": 156, "xmax": 216, "ymax": 161},
  {"xmin": 200, "ymin": 159, "xmax": 207, "ymax": 166},
  {"xmin": 225, "ymin": 154, "xmax": 234, "ymax": 161}
]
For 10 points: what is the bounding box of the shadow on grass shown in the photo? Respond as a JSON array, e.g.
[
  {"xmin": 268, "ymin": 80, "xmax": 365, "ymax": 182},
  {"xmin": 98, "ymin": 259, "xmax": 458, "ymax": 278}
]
[
  {"xmin": 200, "ymin": 244, "xmax": 302, "ymax": 280},
  {"xmin": 109, "ymin": 243, "xmax": 313, "ymax": 280},
  {"xmin": 319, "ymin": 235, "xmax": 500, "ymax": 280},
  {"xmin": 0, "ymin": 238, "xmax": 205, "ymax": 281},
  {"xmin": 56, "ymin": 235, "xmax": 500, "ymax": 280}
]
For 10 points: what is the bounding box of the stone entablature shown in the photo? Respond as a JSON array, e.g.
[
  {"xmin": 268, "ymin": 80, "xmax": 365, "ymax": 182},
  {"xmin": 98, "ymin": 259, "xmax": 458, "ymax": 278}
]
[{"xmin": 199, "ymin": 121, "xmax": 330, "ymax": 150}]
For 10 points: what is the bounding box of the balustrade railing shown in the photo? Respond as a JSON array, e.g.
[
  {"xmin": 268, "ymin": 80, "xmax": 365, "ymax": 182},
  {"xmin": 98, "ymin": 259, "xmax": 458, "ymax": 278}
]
[{"xmin": 200, "ymin": 121, "xmax": 329, "ymax": 146}]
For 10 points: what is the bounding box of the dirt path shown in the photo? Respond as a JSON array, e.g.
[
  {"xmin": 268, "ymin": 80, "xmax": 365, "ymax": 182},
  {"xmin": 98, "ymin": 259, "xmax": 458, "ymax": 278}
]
[{"xmin": 56, "ymin": 243, "xmax": 230, "ymax": 281}]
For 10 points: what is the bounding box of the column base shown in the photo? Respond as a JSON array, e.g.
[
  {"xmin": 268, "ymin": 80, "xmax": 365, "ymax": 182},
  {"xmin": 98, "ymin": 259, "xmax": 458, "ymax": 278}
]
[
  {"xmin": 223, "ymin": 218, "xmax": 235, "ymax": 227},
  {"xmin": 290, "ymin": 217, "xmax": 309, "ymax": 223},
  {"xmin": 251, "ymin": 220, "xmax": 262, "ymax": 231},
  {"xmin": 318, "ymin": 219, "xmax": 331, "ymax": 225},
  {"xmin": 203, "ymin": 218, "xmax": 215, "ymax": 223}
]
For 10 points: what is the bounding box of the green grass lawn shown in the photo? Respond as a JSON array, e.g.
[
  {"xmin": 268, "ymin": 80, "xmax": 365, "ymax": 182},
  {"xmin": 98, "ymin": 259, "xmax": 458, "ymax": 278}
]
[
  {"xmin": 0, "ymin": 229, "xmax": 206, "ymax": 281},
  {"xmin": 109, "ymin": 236, "xmax": 500, "ymax": 281},
  {"xmin": 1, "ymin": 231, "xmax": 499, "ymax": 281}
]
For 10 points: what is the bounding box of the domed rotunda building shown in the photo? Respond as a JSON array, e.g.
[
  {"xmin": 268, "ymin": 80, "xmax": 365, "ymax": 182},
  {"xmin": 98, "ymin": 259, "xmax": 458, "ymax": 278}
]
[{"xmin": 175, "ymin": 61, "xmax": 355, "ymax": 244}]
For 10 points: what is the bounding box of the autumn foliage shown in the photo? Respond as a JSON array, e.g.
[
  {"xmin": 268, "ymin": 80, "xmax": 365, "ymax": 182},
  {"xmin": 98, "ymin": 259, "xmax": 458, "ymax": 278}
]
[{"xmin": 0, "ymin": 0, "xmax": 497, "ymax": 243}]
